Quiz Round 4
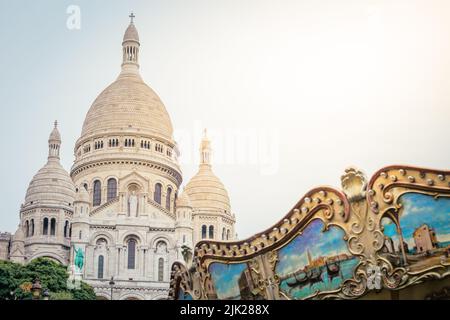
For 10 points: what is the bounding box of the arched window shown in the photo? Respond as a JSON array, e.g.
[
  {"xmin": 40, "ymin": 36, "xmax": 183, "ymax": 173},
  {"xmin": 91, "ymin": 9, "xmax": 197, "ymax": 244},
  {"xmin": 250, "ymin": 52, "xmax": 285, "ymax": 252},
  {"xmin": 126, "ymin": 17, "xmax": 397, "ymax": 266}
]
[
  {"xmin": 64, "ymin": 220, "xmax": 69, "ymax": 238},
  {"xmin": 127, "ymin": 239, "xmax": 136, "ymax": 269},
  {"xmin": 154, "ymin": 183, "xmax": 162, "ymax": 205},
  {"xmin": 43, "ymin": 218, "xmax": 49, "ymax": 235},
  {"xmin": 98, "ymin": 255, "xmax": 104, "ymax": 279},
  {"xmin": 107, "ymin": 178, "xmax": 117, "ymax": 201},
  {"xmin": 50, "ymin": 218, "xmax": 56, "ymax": 236},
  {"xmin": 79, "ymin": 230, "xmax": 82, "ymax": 240},
  {"xmin": 201, "ymin": 225, "xmax": 207, "ymax": 239},
  {"xmin": 227, "ymin": 229, "xmax": 230, "ymax": 240},
  {"xmin": 30, "ymin": 219, "xmax": 34, "ymax": 236},
  {"xmin": 93, "ymin": 180, "xmax": 101, "ymax": 206},
  {"xmin": 25, "ymin": 220, "xmax": 29, "ymax": 237},
  {"xmin": 166, "ymin": 187, "xmax": 172, "ymax": 211},
  {"xmin": 158, "ymin": 258, "xmax": 164, "ymax": 281},
  {"xmin": 96, "ymin": 238, "xmax": 108, "ymax": 247},
  {"xmin": 209, "ymin": 226, "xmax": 214, "ymax": 239},
  {"xmin": 222, "ymin": 227, "xmax": 226, "ymax": 240},
  {"xmin": 174, "ymin": 192, "xmax": 178, "ymax": 210}
]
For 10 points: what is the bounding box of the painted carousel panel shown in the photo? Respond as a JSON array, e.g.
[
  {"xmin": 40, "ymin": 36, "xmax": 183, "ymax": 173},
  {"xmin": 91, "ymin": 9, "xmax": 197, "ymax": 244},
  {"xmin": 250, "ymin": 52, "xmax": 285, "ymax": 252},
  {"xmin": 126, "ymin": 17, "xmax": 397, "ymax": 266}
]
[
  {"xmin": 275, "ymin": 219, "xmax": 358, "ymax": 299},
  {"xmin": 177, "ymin": 287, "xmax": 193, "ymax": 300},
  {"xmin": 208, "ymin": 262, "xmax": 265, "ymax": 300},
  {"xmin": 381, "ymin": 193, "xmax": 450, "ymax": 272}
]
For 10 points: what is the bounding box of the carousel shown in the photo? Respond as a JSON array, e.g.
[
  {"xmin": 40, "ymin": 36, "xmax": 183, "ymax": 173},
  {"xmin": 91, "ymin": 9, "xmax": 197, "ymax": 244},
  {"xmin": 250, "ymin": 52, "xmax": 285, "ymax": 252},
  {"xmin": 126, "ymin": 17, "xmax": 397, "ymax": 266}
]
[{"xmin": 169, "ymin": 165, "xmax": 450, "ymax": 300}]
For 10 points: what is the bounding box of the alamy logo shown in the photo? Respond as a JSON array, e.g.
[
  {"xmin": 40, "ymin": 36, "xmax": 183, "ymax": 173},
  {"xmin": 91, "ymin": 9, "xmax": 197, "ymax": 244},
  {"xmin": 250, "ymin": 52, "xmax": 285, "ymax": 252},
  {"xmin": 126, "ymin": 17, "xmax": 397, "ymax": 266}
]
[
  {"xmin": 66, "ymin": 5, "xmax": 81, "ymax": 30},
  {"xmin": 66, "ymin": 265, "xmax": 81, "ymax": 290},
  {"xmin": 366, "ymin": 265, "xmax": 382, "ymax": 290}
]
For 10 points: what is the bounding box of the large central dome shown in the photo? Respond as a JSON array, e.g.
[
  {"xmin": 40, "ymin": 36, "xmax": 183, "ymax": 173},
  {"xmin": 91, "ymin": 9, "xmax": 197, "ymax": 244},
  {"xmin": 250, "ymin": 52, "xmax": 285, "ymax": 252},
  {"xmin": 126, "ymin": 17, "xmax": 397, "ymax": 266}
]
[
  {"xmin": 72, "ymin": 19, "xmax": 182, "ymax": 186},
  {"xmin": 81, "ymin": 72, "xmax": 173, "ymax": 140},
  {"xmin": 79, "ymin": 20, "xmax": 173, "ymax": 141}
]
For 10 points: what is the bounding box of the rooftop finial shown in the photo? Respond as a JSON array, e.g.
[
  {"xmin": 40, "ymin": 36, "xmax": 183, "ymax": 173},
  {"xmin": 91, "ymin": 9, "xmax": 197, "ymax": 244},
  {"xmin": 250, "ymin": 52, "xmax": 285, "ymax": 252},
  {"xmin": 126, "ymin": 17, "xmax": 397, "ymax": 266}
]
[
  {"xmin": 129, "ymin": 12, "xmax": 135, "ymax": 24},
  {"xmin": 54, "ymin": 120, "xmax": 58, "ymax": 128},
  {"xmin": 200, "ymin": 129, "xmax": 211, "ymax": 166}
]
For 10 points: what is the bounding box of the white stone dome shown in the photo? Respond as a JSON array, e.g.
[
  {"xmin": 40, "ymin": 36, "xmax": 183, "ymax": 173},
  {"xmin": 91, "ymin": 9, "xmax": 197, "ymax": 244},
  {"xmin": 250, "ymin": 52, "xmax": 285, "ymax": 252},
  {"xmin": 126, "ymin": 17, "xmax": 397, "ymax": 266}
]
[
  {"xmin": 25, "ymin": 123, "xmax": 75, "ymax": 208},
  {"xmin": 80, "ymin": 72, "xmax": 173, "ymax": 141},
  {"xmin": 185, "ymin": 165, "xmax": 231, "ymax": 214},
  {"xmin": 79, "ymin": 20, "xmax": 173, "ymax": 142},
  {"xmin": 24, "ymin": 160, "xmax": 76, "ymax": 208}
]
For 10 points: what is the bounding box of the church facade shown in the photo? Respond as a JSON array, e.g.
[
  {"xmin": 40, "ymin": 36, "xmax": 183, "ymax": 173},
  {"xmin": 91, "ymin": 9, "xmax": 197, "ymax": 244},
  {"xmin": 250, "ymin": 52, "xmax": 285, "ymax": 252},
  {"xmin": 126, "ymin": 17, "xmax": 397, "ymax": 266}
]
[{"xmin": 0, "ymin": 17, "xmax": 236, "ymax": 300}]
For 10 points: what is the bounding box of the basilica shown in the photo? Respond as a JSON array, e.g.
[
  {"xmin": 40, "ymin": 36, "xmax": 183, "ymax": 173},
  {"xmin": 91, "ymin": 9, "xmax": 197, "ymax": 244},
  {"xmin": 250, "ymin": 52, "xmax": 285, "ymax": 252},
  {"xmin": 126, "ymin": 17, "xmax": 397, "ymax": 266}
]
[{"xmin": 0, "ymin": 17, "xmax": 236, "ymax": 300}]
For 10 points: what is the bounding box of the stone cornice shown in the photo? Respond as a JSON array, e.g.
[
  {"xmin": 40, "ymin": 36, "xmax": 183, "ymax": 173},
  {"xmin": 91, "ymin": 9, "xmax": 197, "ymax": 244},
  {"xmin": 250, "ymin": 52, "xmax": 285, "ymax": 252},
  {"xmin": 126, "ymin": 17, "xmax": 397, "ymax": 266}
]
[
  {"xmin": 93, "ymin": 284, "xmax": 169, "ymax": 292},
  {"xmin": 193, "ymin": 211, "xmax": 235, "ymax": 224},
  {"xmin": 89, "ymin": 224, "xmax": 175, "ymax": 233},
  {"xmin": 75, "ymin": 131, "xmax": 177, "ymax": 150},
  {"xmin": 20, "ymin": 205, "xmax": 73, "ymax": 216},
  {"xmin": 70, "ymin": 158, "xmax": 182, "ymax": 186}
]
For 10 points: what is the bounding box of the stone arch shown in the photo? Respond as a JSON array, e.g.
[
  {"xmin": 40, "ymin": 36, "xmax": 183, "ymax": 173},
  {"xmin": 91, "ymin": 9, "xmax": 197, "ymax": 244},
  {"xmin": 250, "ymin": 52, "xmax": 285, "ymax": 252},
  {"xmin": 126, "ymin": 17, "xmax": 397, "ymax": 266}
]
[
  {"xmin": 90, "ymin": 176, "xmax": 104, "ymax": 186},
  {"xmin": 121, "ymin": 231, "xmax": 143, "ymax": 245},
  {"xmin": 120, "ymin": 292, "xmax": 145, "ymax": 300},
  {"xmin": 126, "ymin": 182, "xmax": 142, "ymax": 192},
  {"xmin": 106, "ymin": 176, "xmax": 119, "ymax": 201},
  {"xmin": 149, "ymin": 234, "xmax": 174, "ymax": 249},
  {"xmin": 90, "ymin": 231, "xmax": 114, "ymax": 245},
  {"xmin": 118, "ymin": 172, "xmax": 148, "ymax": 194},
  {"xmin": 28, "ymin": 252, "xmax": 66, "ymax": 265},
  {"xmin": 94, "ymin": 288, "xmax": 112, "ymax": 300},
  {"xmin": 105, "ymin": 175, "xmax": 118, "ymax": 184},
  {"xmin": 149, "ymin": 178, "xmax": 167, "ymax": 193}
]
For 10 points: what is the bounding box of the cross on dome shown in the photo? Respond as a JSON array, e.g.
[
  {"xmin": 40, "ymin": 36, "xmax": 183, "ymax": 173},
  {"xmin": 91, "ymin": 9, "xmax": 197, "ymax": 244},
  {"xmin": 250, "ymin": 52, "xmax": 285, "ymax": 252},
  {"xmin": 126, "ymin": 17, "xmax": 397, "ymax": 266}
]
[{"xmin": 129, "ymin": 12, "xmax": 135, "ymax": 24}]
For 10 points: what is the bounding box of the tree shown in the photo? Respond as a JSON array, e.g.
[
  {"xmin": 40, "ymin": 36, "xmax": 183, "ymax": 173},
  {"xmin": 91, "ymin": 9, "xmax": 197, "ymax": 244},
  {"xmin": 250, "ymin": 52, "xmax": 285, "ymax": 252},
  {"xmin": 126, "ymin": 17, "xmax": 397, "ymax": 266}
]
[
  {"xmin": 0, "ymin": 258, "xmax": 95, "ymax": 300},
  {"xmin": 50, "ymin": 291, "xmax": 73, "ymax": 300}
]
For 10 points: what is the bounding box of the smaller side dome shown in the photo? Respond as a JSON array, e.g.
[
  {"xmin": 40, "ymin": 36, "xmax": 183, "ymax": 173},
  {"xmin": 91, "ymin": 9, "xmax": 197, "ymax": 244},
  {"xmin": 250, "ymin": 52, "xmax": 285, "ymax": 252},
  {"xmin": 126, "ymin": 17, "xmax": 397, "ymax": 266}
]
[
  {"xmin": 185, "ymin": 130, "xmax": 232, "ymax": 214},
  {"xmin": 176, "ymin": 192, "xmax": 192, "ymax": 208},
  {"xmin": 75, "ymin": 186, "xmax": 90, "ymax": 203},
  {"xmin": 24, "ymin": 122, "xmax": 75, "ymax": 208}
]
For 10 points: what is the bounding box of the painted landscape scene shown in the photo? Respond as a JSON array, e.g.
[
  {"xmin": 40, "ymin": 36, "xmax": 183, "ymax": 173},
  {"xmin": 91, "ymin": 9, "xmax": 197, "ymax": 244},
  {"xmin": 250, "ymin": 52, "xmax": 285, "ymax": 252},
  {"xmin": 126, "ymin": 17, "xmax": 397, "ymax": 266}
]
[
  {"xmin": 381, "ymin": 193, "xmax": 450, "ymax": 272},
  {"xmin": 208, "ymin": 262, "xmax": 264, "ymax": 300},
  {"xmin": 275, "ymin": 219, "xmax": 358, "ymax": 299}
]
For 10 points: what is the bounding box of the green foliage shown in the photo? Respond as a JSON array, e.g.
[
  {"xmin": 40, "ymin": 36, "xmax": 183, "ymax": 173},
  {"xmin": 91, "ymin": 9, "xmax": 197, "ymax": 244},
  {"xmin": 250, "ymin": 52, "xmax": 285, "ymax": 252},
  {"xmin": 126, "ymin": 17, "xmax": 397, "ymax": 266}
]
[
  {"xmin": 0, "ymin": 260, "xmax": 23, "ymax": 299},
  {"xmin": 71, "ymin": 281, "xmax": 96, "ymax": 300},
  {"xmin": 0, "ymin": 258, "xmax": 95, "ymax": 300},
  {"xmin": 50, "ymin": 291, "xmax": 73, "ymax": 300}
]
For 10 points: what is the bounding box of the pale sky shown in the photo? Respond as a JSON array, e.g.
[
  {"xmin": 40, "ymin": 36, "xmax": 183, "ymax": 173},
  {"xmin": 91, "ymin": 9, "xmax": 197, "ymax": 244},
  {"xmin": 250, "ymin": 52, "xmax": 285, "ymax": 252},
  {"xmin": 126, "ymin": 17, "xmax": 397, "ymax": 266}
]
[{"xmin": 0, "ymin": 0, "xmax": 449, "ymax": 238}]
